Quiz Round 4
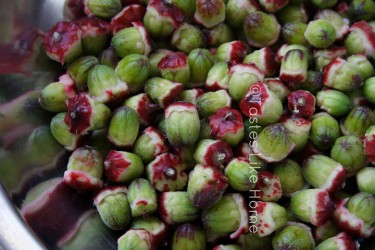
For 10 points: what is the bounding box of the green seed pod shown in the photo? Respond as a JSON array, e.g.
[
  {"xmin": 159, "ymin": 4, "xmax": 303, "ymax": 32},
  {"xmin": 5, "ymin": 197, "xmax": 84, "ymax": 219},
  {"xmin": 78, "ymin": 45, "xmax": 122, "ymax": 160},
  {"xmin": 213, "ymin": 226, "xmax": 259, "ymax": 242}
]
[
  {"xmin": 253, "ymin": 124, "xmax": 295, "ymax": 162},
  {"xmin": 133, "ymin": 127, "xmax": 169, "ymax": 163},
  {"xmin": 172, "ymin": 223, "xmax": 206, "ymax": 250},
  {"xmin": 87, "ymin": 129, "xmax": 112, "ymax": 156},
  {"xmin": 252, "ymin": 201, "xmax": 287, "ymax": 237},
  {"xmin": 279, "ymin": 49, "xmax": 308, "ymax": 85},
  {"xmin": 304, "ymin": 20, "xmax": 336, "ymax": 48},
  {"xmin": 344, "ymin": 21, "xmax": 375, "ymax": 58},
  {"xmin": 104, "ymin": 150, "xmax": 144, "ymax": 183},
  {"xmin": 315, "ymin": 9, "xmax": 350, "ymax": 40},
  {"xmin": 165, "ymin": 102, "xmax": 200, "ymax": 147},
  {"xmin": 199, "ymin": 118, "xmax": 213, "ymax": 140},
  {"xmin": 116, "ymin": 54, "xmax": 150, "ymax": 93},
  {"xmin": 272, "ymin": 223, "xmax": 315, "ymax": 250},
  {"xmin": 348, "ymin": 89, "xmax": 368, "ymax": 107},
  {"xmin": 171, "ymin": 23, "xmax": 205, "ymax": 54},
  {"xmin": 147, "ymin": 153, "xmax": 188, "ymax": 192},
  {"xmin": 87, "ymin": 65, "xmax": 128, "ymax": 103},
  {"xmin": 127, "ymin": 178, "xmax": 157, "ymax": 217},
  {"xmin": 364, "ymin": 77, "xmax": 375, "ymax": 103},
  {"xmin": 123, "ymin": 93, "xmax": 158, "ymax": 126},
  {"xmin": 314, "ymin": 46, "xmax": 347, "ymax": 72},
  {"xmin": 148, "ymin": 49, "xmax": 173, "ymax": 77},
  {"xmin": 194, "ymin": 0, "xmax": 226, "ymax": 28},
  {"xmin": 225, "ymin": 158, "xmax": 257, "ymax": 192},
  {"xmin": 131, "ymin": 216, "xmax": 167, "ymax": 248},
  {"xmin": 194, "ymin": 139, "xmax": 233, "ymax": 167},
  {"xmin": 107, "ymin": 106, "xmax": 140, "ymax": 148},
  {"xmin": 187, "ymin": 164, "xmax": 228, "ymax": 209},
  {"xmin": 118, "ymin": 229, "xmax": 153, "ymax": 250},
  {"xmin": 310, "ymin": 112, "xmax": 340, "ymax": 151},
  {"xmin": 39, "ymin": 82, "xmax": 71, "ymax": 112},
  {"xmin": 314, "ymin": 220, "xmax": 341, "ymax": 243},
  {"xmin": 180, "ymin": 89, "xmax": 205, "ymax": 106},
  {"xmin": 238, "ymin": 233, "xmax": 273, "ymax": 250},
  {"xmin": 347, "ymin": 193, "xmax": 375, "ymax": 225},
  {"xmin": 316, "ymin": 89, "xmax": 352, "ymax": 117},
  {"xmin": 145, "ymin": 77, "xmax": 184, "ymax": 108},
  {"xmin": 282, "ymin": 23, "xmax": 308, "ymax": 45},
  {"xmin": 349, "ymin": 0, "xmax": 375, "ymax": 21},
  {"xmin": 315, "ymin": 232, "xmax": 358, "ymax": 250},
  {"xmin": 291, "ymin": 71, "xmax": 323, "ymax": 94},
  {"xmin": 111, "ymin": 22, "xmax": 151, "ymax": 58},
  {"xmin": 159, "ymin": 191, "xmax": 200, "ymax": 224},
  {"xmin": 202, "ymin": 193, "xmax": 248, "ymax": 239},
  {"xmin": 197, "ymin": 90, "xmax": 231, "ymax": 118},
  {"xmin": 331, "ymin": 136, "xmax": 366, "ymax": 173},
  {"xmin": 243, "ymin": 47, "xmax": 279, "ymax": 77},
  {"xmin": 280, "ymin": 115, "xmax": 311, "ymax": 153},
  {"xmin": 158, "ymin": 52, "xmax": 190, "ymax": 85},
  {"xmin": 273, "ymin": 159, "xmax": 305, "ymax": 196},
  {"xmin": 85, "ymin": 0, "xmax": 122, "ymax": 19},
  {"xmin": 204, "ymin": 23, "xmax": 234, "ymax": 47},
  {"xmin": 188, "ymin": 49, "xmax": 215, "ymax": 86},
  {"xmin": 225, "ymin": 0, "xmax": 260, "ymax": 28},
  {"xmin": 98, "ymin": 47, "xmax": 118, "ymax": 69},
  {"xmin": 243, "ymin": 11, "xmax": 281, "ymax": 48},
  {"xmin": 94, "ymin": 186, "xmax": 131, "ymax": 230},
  {"xmin": 322, "ymin": 58, "xmax": 363, "ymax": 92},
  {"xmin": 50, "ymin": 112, "xmax": 83, "ymax": 151},
  {"xmin": 291, "ymin": 189, "xmax": 334, "ymax": 226},
  {"xmin": 205, "ymin": 62, "xmax": 230, "ymax": 91},
  {"xmin": 347, "ymin": 54, "xmax": 374, "ymax": 80},
  {"xmin": 170, "ymin": 0, "xmax": 196, "ymax": 18},
  {"xmin": 216, "ymin": 41, "xmax": 248, "ymax": 64},
  {"xmin": 228, "ymin": 64, "xmax": 265, "ymax": 102},
  {"xmin": 357, "ymin": 168, "xmax": 375, "ymax": 194},
  {"xmin": 341, "ymin": 106, "xmax": 375, "ymax": 137},
  {"xmin": 276, "ymin": 4, "xmax": 308, "ymax": 25},
  {"xmin": 67, "ymin": 56, "xmax": 99, "ymax": 91},
  {"xmin": 264, "ymin": 79, "xmax": 290, "ymax": 102},
  {"xmin": 311, "ymin": 0, "xmax": 337, "ymax": 9},
  {"xmin": 277, "ymin": 44, "xmax": 312, "ymax": 63},
  {"xmin": 303, "ymin": 155, "xmax": 346, "ymax": 192},
  {"xmin": 64, "ymin": 146, "xmax": 103, "ymax": 191}
]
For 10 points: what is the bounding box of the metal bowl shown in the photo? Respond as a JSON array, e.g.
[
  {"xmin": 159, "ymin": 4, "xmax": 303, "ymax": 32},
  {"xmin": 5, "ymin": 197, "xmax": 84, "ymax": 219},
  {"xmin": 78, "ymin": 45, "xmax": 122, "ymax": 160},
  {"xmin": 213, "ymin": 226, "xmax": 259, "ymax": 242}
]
[{"xmin": 1, "ymin": 1, "xmax": 375, "ymax": 249}]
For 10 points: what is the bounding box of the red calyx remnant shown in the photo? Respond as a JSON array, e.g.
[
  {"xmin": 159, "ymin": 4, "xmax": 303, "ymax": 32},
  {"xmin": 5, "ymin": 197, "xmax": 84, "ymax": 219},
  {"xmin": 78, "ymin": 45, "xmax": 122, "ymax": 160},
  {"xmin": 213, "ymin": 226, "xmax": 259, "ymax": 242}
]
[
  {"xmin": 43, "ymin": 21, "xmax": 82, "ymax": 65},
  {"xmin": 255, "ymin": 171, "xmax": 282, "ymax": 201},
  {"xmin": 209, "ymin": 107, "xmax": 243, "ymax": 139},
  {"xmin": 204, "ymin": 140, "xmax": 233, "ymax": 168},
  {"xmin": 262, "ymin": 47, "xmax": 279, "ymax": 76},
  {"xmin": 228, "ymin": 41, "xmax": 248, "ymax": 64},
  {"xmin": 350, "ymin": 21, "xmax": 375, "ymax": 57},
  {"xmin": 65, "ymin": 94, "xmax": 92, "ymax": 135},
  {"xmin": 64, "ymin": 0, "xmax": 86, "ymax": 21},
  {"xmin": 315, "ymin": 190, "xmax": 335, "ymax": 226},
  {"xmin": 76, "ymin": 16, "xmax": 110, "ymax": 37},
  {"xmin": 158, "ymin": 52, "xmax": 188, "ymax": 69},
  {"xmin": 239, "ymin": 82, "xmax": 269, "ymax": 117},
  {"xmin": 63, "ymin": 170, "xmax": 103, "ymax": 191},
  {"xmin": 111, "ymin": 4, "xmax": 146, "ymax": 34},
  {"xmin": 104, "ymin": 151, "xmax": 131, "ymax": 182},
  {"xmin": 365, "ymin": 134, "xmax": 375, "ymax": 163},
  {"xmin": 161, "ymin": 83, "xmax": 184, "ymax": 109},
  {"xmin": 144, "ymin": 127, "xmax": 169, "ymax": 155},
  {"xmin": 135, "ymin": 94, "xmax": 159, "ymax": 125},
  {"xmin": 287, "ymin": 90, "xmax": 316, "ymax": 117},
  {"xmin": 148, "ymin": 0, "xmax": 185, "ymax": 28}
]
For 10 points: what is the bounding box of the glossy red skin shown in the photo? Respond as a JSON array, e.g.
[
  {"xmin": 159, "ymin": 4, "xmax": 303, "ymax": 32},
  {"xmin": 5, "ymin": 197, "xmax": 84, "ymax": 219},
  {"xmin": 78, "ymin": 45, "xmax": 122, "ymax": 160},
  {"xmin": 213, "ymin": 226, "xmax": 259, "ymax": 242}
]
[
  {"xmin": 111, "ymin": 4, "xmax": 146, "ymax": 34},
  {"xmin": 315, "ymin": 191, "xmax": 335, "ymax": 226},
  {"xmin": 150, "ymin": 153, "xmax": 185, "ymax": 191},
  {"xmin": 191, "ymin": 165, "xmax": 228, "ymax": 209},
  {"xmin": 351, "ymin": 21, "xmax": 375, "ymax": 51},
  {"xmin": 228, "ymin": 41, "xmax": 248, "ymax": 64},
  {"xmin": 204, "ymin": 140, "xmax": 233, "ymax": 167},
  {"xmin": 135, "ymin": 94, "xmax": 159, "ymax": 125},
  {"xmin": 161, "ymin": 83, "xmax": 184, "ymax": 108},
  {"xmin": 158, "ymin": 52, "xmax": 187, "ymax": 69},
  {"xmin": 148, "ymin": 0, "xmax": 185, "ymax": 28},
  {"xmin": 64, "ymin": 94, "xmax": 92, "ymax": 135},
  {"xmin": 239, "ymin": 82, "xmax": 269, "ymax": 117},
  {"xmin": 43, "ymin": 21, "xmax": 82, "ymax": 65},
  {"xmin": 287, "ymin": 90, "xmax": 315, "ymax": 117},
  {"xmin": 104, "ymin": 151, "xmax": 130, "ymax": 182},
  {"xmin": 365, "ymin": 134, "xmax": 375, "ymax": 163},
  {"xmin": 64, "ymin": 0, "xmax": 85, "ymax": 20},
  {"xmin": 209, "ymin": 107, "xmax": 244, "ymax": 139},
  {"xmin": 0, "ymin": 29, "xmax": 42, "ymax": 75},
  {"xmin": 76, "ymin": 16, "xmax": 110, "ymax": 37},
  {"xmin": 255, "ymin": 171, "xmax": 282, "ymax": 201}
]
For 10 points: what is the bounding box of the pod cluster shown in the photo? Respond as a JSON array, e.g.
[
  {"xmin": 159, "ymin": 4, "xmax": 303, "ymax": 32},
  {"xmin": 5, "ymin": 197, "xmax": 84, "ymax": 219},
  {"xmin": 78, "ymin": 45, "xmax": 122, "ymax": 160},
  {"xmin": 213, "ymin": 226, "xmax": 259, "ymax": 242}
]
[{"xmin": 35, "ymin": 0, "xmax": 375, "ymax": 249}]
